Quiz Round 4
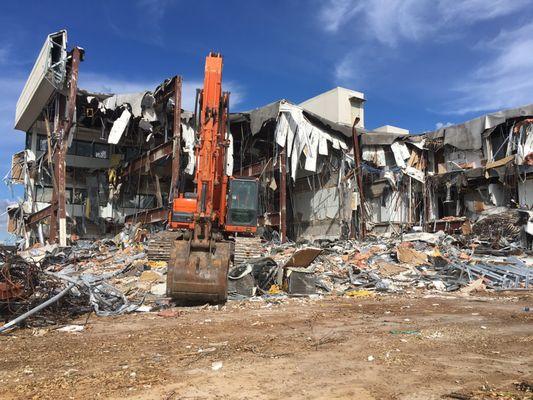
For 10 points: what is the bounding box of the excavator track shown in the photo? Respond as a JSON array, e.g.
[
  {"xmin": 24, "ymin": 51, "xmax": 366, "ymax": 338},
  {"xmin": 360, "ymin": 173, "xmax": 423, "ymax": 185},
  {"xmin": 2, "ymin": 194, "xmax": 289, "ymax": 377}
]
[
  {"xmin": 149, "ymin": 233, "xmax": 264, "ymax": 266},
  {"xmin": 167, "ymin": 240, "xmax": 232, "ymax": 305},
  {"xmin": 233, "ymin": 236, "xmax": 264, "ymax": 265},
  {"xmin": 146, "ymin": 231, "xmax": 178, "ymax": 261}
]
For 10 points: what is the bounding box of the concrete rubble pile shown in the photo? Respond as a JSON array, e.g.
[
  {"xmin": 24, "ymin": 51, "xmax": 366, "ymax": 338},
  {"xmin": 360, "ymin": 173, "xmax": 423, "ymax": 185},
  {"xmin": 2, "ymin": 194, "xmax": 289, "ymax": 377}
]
[
  {"xmin": 0, "ymin": 228, "xmax": 166, "ymax": 333},
  {"xmin": 231, "ymin": 228, "xmax": 532, "ymax": 298},
  {"xmin": 2, "ymin": 212, "xmax": 533, "ymax": 333}
]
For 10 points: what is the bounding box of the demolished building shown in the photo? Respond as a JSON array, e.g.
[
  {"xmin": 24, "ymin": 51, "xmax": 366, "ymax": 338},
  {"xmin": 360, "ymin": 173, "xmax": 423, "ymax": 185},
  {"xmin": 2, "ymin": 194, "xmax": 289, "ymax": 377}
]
[
  {"xmin": 424, "ymin": 105, "xmax": 533, "ymax": 242},
  {"xmin": 4, "ymin": 30, "xmax": 372, "ymax": 247},
  {"xmin": 1, "ymin": 30, "xmax": 532, "ymax": 335},
  {"xmin": 6, "ymin": 30, "xmax": 190, "ymax": 247},
  {"xmin": 3, "ymin": 30, "xmax": 533, "ymax": 250}
]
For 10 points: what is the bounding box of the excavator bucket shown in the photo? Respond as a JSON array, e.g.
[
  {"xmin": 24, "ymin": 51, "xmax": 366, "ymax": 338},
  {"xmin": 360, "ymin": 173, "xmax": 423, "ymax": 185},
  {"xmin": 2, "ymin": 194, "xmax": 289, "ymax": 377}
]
[{"xmin": 167, "ymin": 240, "xmax": 232, "ymax": 305}]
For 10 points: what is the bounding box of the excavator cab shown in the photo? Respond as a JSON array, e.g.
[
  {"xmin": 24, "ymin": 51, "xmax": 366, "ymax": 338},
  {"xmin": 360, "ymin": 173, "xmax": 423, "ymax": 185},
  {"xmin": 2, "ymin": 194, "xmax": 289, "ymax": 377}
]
[{"xmin": 226, "ymin": 177, "xmax": 259, "ymax": 232}]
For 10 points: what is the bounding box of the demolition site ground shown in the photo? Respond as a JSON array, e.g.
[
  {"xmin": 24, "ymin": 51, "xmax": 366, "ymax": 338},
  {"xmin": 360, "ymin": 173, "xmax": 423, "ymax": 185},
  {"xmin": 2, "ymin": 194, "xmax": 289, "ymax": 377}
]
[{"xmin": 1, "ymin": 293, "xmax": 532, "ymax": 400}]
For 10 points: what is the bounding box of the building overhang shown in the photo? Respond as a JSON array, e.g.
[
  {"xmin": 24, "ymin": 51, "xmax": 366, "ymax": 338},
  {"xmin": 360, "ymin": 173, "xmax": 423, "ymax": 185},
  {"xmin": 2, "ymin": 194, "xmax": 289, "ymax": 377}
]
[{"xmin": 14, "ymin": 30, "xmax": 68, "ymax": 132}]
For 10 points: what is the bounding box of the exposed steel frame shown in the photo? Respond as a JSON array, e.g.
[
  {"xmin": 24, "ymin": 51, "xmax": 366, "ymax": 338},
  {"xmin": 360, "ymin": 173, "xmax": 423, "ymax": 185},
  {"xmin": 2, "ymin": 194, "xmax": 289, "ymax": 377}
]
[
  {"xmin": 352, "ymin": 117, "xmax": 366, "ymax": 239},
  {"xmin": 26, "ymin": 47, "xmax": 82, "ymax": 244},
  {"xmin": 170, "ymin": 76, "xmax": 182, "ymax": 200}
]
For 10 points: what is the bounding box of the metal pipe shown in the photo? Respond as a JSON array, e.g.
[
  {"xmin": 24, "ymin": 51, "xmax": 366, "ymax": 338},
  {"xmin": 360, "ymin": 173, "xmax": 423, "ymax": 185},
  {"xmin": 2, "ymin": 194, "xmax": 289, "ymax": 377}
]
[
  {"xmin": 37, "ymin": 223, "xmax": 45, "ymax": 245},
  {"xmin": 0, "ymin": 283, "xmax": 75, "ymax": 334}
]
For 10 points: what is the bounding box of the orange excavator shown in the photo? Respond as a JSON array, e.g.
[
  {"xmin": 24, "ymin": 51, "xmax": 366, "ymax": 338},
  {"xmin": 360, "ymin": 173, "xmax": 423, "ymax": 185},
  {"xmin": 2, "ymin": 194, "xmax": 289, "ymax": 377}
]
[{"xmin": 167, "ymin": 53, "xmax": 258, "ymax": 305}]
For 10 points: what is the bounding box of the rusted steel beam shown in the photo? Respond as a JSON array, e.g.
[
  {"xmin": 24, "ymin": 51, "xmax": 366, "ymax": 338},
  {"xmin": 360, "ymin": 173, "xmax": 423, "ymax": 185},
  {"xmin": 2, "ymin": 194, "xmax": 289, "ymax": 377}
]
[
  {"xmin": 352, "ymin": 117, "xmax": 366, "ymax": 239},
  {"xmin": 124, "ymin": 206, "xmax": 169, "ymax": 225},
  {"xmin": 266, "ymin": 212, "xmax": 280, "ymax": 226},
  {"xmin": 170, "ymin": 76, "xmax": 182, "ymax": 201},
  {"xmin": 49, "ymin": 98, "xmax": 61, "ymax": 242},
  {"xmin": 279, "ymin": 148, "xmax": 287, "ymax": 243},
  {"xmin": 239, "ymin": 159, "xmax": 271, "ymax": 177},
  {"xmin": 0, "ymin": 282, "xmax": 24, "ymax": 301},
  {"xmin": 122, "ymin": 140, "xmax": 173, "ymax": 177},
  {"xmin": 25, "ymin": 205, "xmax": 54, "ymax": 226},
  {"xmin": 50, "ymin": 47, "xmax": 82, "ymax": 245}
]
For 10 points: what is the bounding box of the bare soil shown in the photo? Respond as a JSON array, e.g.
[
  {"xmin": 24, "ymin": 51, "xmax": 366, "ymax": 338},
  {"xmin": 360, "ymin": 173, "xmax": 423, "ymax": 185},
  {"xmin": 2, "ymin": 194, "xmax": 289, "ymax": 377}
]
[{"xmin": 1, "ymin": 292, "xmax": 532, "ymax": 399}]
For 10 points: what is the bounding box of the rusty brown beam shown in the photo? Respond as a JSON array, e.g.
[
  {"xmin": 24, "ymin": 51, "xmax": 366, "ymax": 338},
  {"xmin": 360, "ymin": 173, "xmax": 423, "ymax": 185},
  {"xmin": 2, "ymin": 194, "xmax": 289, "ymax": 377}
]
[
  {"xmin": 122, "ymin": 140, "xmax": 173, "ymax": 177},
  {"xmin": 0, "ymin": 282, "xmax": 24, "ymax": 301},
  {"xmin": 239, "ymin": 159, "xmax": 271, "ymax": 177},
  {"xmin": 50, "ymin": 47, "xmax": 82, "ymax": 245},
  {"xmin": 124, "ymin": 207, "xmax": 169, "ymax": 225},
  {"xmin": 25, "ymin": 205, "xmax": 53, "ymax": 226}
]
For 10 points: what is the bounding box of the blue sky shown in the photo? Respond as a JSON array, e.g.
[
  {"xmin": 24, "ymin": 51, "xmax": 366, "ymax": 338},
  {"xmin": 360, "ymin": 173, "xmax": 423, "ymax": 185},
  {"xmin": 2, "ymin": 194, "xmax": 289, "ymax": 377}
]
[{"xmin": 1, "ymin": 0, "xmax": 533, "ymax": 239}]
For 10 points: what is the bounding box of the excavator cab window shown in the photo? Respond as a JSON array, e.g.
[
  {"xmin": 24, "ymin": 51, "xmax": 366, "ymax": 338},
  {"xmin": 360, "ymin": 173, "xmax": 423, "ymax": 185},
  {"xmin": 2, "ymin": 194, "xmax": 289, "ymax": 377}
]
[{"xmin": 227, "ymin": 178, "xmax": 258, "ymax": 227}]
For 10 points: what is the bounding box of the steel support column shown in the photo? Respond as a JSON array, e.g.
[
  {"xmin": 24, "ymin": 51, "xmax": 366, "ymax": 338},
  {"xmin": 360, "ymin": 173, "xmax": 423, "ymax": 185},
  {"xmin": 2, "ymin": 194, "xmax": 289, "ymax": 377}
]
[
  {"xmin": 352, "ymin": 117, "xmax": 366, "ymax": 239},
  {"xmin": 279, "ymin": 147, "xmax": 287, "ymax": 243},
  {"xmin": 170, "ymin": 76, "xmax": 182, "ymax": 201},
  {"xmin": 50, "ymin": 47, "xmax": 82, "ymax": 245}
]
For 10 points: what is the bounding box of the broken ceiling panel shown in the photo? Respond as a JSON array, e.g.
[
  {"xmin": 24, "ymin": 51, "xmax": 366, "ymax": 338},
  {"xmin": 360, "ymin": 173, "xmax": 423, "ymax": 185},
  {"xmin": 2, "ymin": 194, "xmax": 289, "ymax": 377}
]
[
  {"xmin": 10, "ymin": 151, "xmax": 26, "ymax": 184},
  {"xmin": 108, "ymin": 108, "xmax": 132, "ymax": 144},
  {"xmin": 430, "ymin": 103, "xmax": 533, "ymax": 150}
]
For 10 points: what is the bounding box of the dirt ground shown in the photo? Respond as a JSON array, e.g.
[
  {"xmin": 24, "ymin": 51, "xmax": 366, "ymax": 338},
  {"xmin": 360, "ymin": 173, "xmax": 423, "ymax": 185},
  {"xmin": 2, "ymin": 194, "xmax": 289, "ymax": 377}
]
[{"xmin": 1, "ymin": 292, "xmax": 532, "ymax": 400}]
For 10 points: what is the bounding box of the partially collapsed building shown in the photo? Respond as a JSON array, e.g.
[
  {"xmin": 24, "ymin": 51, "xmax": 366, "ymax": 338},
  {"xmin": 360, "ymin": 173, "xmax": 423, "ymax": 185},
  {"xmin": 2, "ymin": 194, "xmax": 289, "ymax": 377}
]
[
  {"xmin": 4, "ymin": 30, "xmax": 533, "ymax": 248},
  {"xmin": 424, "ymin": 107, "xmax": 533, "ymax": 234}
]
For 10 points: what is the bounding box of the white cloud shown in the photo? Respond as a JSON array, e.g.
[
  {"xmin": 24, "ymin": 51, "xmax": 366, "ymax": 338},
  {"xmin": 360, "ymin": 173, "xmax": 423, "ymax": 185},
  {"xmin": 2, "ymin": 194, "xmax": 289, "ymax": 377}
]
[
  {"xmin": 435, "ymin": 121, "xmax": 452, "ymax": 129},
  {"xmin": 446, "ymin": 21, "xmax": 533, "ymax": 114},
  {"xmin": 108, "ymin": 0, "xmax": 175, "ymax": 46},
  {"xmin": 334, "ymin": 54, "xmax": 361, "ymax": 83},
  {"xmin": 363, "ymin": 0, "xmax": 435, "ymax": 46},
  {"xmin": 320, "ymin": 0, "xmax": 434, "ymax": 45},
  {"xmin": 438, "ymin": 0, "xmax": 530, "ymax": 23},
  {"xmin": 136, "ymin": 0, "xmax": 170, "ymax": 19},
  {"xmin": 333, "ymin": 46, "xmax": 378, "ymax": 87},
  {"xmin": 135, "ymin": 0, "xmax": 172, "ymax": 44},
  {"xmin": 319, "ymin": 0, "xmax": 364, "ymax": 33},
  {"xmin": 319, "ymin": 0, "xmax": 530, "ymax": 46},
  {"xmin": 79, "ymin": 73, "xmax": 159, "ymax": 96},
  {"xmin": 319, "ymin": 0, "xmax": 532, "ymax": 113}
]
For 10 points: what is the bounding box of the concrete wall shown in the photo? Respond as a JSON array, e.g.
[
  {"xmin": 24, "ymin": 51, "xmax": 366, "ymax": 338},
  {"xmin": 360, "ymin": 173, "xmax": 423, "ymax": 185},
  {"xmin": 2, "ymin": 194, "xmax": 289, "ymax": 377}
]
[
  {"xmin": 299, "ymin": 87, "xmax": 365, "ymax": 127},
  {"xmin": 290, "ymin": 169, "xmax": 348, "ymax": 240},
  {"xmin": 374, "ymin": 125, "xmax": 409, "ymax": 135},
  {"xmin": 518, "ymin": 178, "xmax": 533, "ymax": 208}
]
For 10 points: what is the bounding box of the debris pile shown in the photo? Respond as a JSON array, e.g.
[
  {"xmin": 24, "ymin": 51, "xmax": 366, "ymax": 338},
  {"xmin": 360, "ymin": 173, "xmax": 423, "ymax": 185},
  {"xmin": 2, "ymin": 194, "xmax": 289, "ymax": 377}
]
[
  {"xmin": 0, "ymin": 238, "xmax": 163, "ymax": 332},
  {"xmin": 1, "ymin": 215, "xmax": 532, "ymax": 333},
  {"xmin": 230, "ymin": 228, "xmax": 532, "ymax": 297}
]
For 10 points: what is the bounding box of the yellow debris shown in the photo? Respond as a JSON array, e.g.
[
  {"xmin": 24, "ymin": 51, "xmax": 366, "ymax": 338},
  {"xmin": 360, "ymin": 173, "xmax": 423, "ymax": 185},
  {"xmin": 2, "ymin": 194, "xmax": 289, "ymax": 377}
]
[
  {"xmin": 268, "ymin": 284, "xmax": 281, "ymax": 294},
  {"xmin": 139, "ymin": 270, "xmax": 164, "ymax": 282},
  {"xmin": 147, "ymin": 260, "xmax": 168, "ymax": 269},
  {"xmin": 345, "ymin": 289, "xmax": 374, "ymax": 298},
  {"xmin": 431, "ymin": 247, "xmax": 442, "ymax": 257}
]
